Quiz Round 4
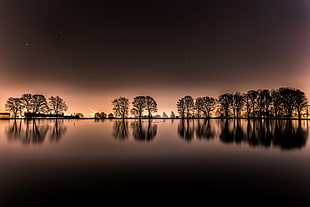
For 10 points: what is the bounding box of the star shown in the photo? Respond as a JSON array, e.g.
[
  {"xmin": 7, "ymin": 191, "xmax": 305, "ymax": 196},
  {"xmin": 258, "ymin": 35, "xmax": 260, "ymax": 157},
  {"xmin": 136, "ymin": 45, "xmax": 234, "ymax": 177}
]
[{"xmin": 24, "ymin": 42, "xmax": 29, "ymax": 47}]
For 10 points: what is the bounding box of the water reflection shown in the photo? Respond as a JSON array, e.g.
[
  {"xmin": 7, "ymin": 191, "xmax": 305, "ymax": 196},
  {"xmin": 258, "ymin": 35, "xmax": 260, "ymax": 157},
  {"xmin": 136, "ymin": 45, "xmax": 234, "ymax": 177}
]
[
  {"xmin": 176, "ymin": 119, "xmax": 308, "ymax": 150},
  {"xmin": 113, "ymin": 120, "xmax": 128, "ymax": 140},
  {"xmin": 50, "ymin": 120, "xmax": 67, "ymax": 142},
  {"xmin": 131, "ymin": 120, "xmax": 157, "ymax": 142},
  {"xmin": 196, "ymin": 119, "xmax": 215, "ymax": 140},
  {"xmin": 6, "ymin": 120, "xmax": 67, "ymax": 144},
  {"xmin": 178, "ymin": 119, "xmax": 195, "ymax": 142}
]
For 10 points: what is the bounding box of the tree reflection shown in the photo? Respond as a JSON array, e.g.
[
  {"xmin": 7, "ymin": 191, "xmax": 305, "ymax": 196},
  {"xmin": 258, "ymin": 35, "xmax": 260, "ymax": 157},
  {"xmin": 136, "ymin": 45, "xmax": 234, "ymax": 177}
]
[
  {"xmin": 131, "ymin": 120, "xmax": 157, "ymax": 142},
  {"xmin": 113, "ymin": 120, "xmax": 128, "ymax": 140},
  {"xmin": 219, "ymin": 119, "xmax": 308, "ymax": 150},
  {"xmin": 7, "ymin": 120, "xmax": 49, "ymax": 144},
  {"xmin": 50, "ymin": 119, "xmax": 67, "ymax": 142},
  {"xmin": 178, "ymin": 119, "xmax": 194, "ymax": 142},
  {"xmin": 196, "ymin": 119, "xmax": 215, "ymax": 140},
  {"xmin": 6, "ymin": 120, "xmax": 67, "ymax": 144}
]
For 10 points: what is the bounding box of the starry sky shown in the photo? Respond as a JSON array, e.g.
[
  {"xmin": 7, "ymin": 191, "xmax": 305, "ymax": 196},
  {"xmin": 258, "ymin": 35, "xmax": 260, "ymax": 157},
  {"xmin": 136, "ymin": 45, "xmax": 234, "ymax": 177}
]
[{"xmin": 0, "ymin": 0, "xmax": 310, "ymax": 117}]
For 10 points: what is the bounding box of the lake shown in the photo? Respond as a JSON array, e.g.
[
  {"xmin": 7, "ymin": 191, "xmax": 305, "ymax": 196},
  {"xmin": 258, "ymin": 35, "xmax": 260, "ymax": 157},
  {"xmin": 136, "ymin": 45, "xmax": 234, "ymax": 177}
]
[{"xmin": 0, "ymin": 119, "xmax": 309, "ymax": 205}]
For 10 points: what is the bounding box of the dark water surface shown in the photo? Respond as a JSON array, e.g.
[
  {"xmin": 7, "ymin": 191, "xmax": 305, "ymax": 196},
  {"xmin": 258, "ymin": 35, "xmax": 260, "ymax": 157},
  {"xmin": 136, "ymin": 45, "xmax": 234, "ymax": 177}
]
[{"xmin": 0, "ymin": 119, "xmax": 309, "ymax": 205}]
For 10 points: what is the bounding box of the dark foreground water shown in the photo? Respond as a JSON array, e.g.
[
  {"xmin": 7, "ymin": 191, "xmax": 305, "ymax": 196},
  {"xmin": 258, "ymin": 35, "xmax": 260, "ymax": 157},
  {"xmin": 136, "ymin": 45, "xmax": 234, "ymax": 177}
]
[{"xmin": 0, "ymin": 119, "xmax": 309, "ymax": 206}]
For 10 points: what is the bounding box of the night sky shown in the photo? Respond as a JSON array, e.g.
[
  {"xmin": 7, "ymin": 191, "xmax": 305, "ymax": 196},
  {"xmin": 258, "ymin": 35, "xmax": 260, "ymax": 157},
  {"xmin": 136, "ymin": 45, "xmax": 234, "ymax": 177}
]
[{"xmin": 1, "ymin": 0, "xmax": 310, "ymax": 117}]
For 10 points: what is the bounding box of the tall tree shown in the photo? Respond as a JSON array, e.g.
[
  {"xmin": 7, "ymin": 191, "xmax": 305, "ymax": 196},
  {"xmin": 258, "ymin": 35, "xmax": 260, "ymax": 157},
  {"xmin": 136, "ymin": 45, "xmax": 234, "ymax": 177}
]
[
  {"xmin": 195, "ymin": 97, "xmax": 204, "ymax": 118},
  {"xmin": 145, "ymin": 96, "xmax": 157, "ymax": 118},
  {"xmin": 218, "ymin": 93, "xmax": 233, "ymax": 118},
  {"xmin": 196, "ymin": 96, "xmax": 216, "ymax": 118},
  {"xmin": 48, "ymin": 96, "xmax": 68, "ymax": 116},
  {"xmin": 5, "ymin": 97, "xmax": 21, "ymax": 118},
  {"xmin": 33, "ymin": 94, "xmax": 49, "ymax": 113},
  {"xmin": 233, "ymin": 92, "xmax": 244, "ymax": 118},
  {"xmin": 184, "ymin": 96, "xmax": 194, "ymax": 118},
  {"xmin": 20, "ymin": 94, "xmax": 34, "ymax": 113},
  {"xmin": 176, "ymin": 98, "xmax": 186, "ymax": 118},
  {"xmin": 294, "ymin": 89, "xmax": 308, "ymax": 119},
  {"xmin": 131, "ymin": 96, "xmax": 146, "ymax": 119},
  {"xmin": 271, "ymin": 89, "xmax": 283, "ymax": 118},
  {"xmin": 112, "ymin": 97, "xmax": 129, "ymax": 119},
  {"xmin": 246, "ymin": 90, "xmax": 258, "ymax": 118}
]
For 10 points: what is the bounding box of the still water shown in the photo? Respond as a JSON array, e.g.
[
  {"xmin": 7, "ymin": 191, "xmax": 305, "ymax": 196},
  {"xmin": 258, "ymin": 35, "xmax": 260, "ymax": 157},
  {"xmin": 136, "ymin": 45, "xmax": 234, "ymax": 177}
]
[{"xmin": 0, "ymin": 119, "xmax": 309, "ymax": 205}]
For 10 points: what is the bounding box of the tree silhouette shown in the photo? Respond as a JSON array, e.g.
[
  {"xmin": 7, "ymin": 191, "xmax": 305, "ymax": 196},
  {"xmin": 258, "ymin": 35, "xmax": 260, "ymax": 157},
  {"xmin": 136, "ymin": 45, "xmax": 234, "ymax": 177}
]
[
  {"xmin": 5, "ymin": 97, "xmax": 21, "ymax": 118},
  {"xmin": 33, "ymin": 94, "xmax": 49, "ymax": 114},
  {"xmin": 162, "ymin": 112, "xmax": 168, "ymax": 118},
  {"xmin": 20, "ymin": 94, "xmax": 34, "ymax": 113},
  {"xmin": 131, "ymin": 96, "xmax": 146, "ymax": 119},
  {"xmin": 145, "ymin": 96, "xmax": 157, "ymax": 118},
  {"xmin": 218, "ymin": 93, "xmax": 233, "ymax": 118},
  {"xmin": 177, "ymin": 96, "xmax": 194, "ymax": 118},
  {"xmin": 94, "ymin": 112, "xmax": 106, "ymax": 119},
  {"xmin": 257, "ymin": 89, "xmax": 272, "ymax": 118},
  {"xmin": 232, "ymin": 92, "xmax": 244, "ymax": 118},
  {"xmin": 271, "ymin": 89, "xmax": 283, "ymax": 118},
  {"xmin": 201, "ymin": 96, "xmax": 216, "ymax": 118},
  {"xmin": 170, "ymin": 111, "xmax": 176, "ymax": 118},
  {"xmin": 246, "ymin": 90, "xmax": 258, "ymax": 118},
  {"xmin": 112, "ymin": 97, "xmax": 129, "ymax": 119},
  {"xmin": 48, "ymin": 96, "xmax": 68, "ymax": 116},
  {"xmin": 176, "ymin": 98, "xmax": 186, "ymax": 118},
  {"xmin": 195, "ymin": 97, "xmax": 204, "ymax": 118}
]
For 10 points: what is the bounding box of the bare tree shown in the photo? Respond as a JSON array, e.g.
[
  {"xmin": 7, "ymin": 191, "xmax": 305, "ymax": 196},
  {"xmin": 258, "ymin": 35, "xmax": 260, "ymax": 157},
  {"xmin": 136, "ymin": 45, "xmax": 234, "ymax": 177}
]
[
  {"xmin": 48, "ymin": 96, "xmax": 68, "ymax": 116},
  {"xmin": 131, "ymin": 96, "xmax": 146, "ymax": 119},
  {"xmin": 233, "ymin": 92, "xmax": 244, "ymax": 118},
  {"xmin": 195, "ymin": 97, "xmax": 204, "ymax": 118},
  {"xmin": 257, "ymin": 89, "xmax": 272, "ymax": 118},
  {"xmin": 33, "ymin": 94, "xmax": 49, "ymax": 114},
  {"xmin": 271, "ymin": 89, "xmax": 283, "ymax": 118},
  {"xmin": 20, "ymin": 94, "xmax": 34, "ymax": 113},
  {"xmin": 176, "ymin": 98, "xmax": 186, "ymax": 118},
  {"xmin": 246, "ymin": 90, "xmax": 258, "ymax": 118},
  {"xmin": 145, "ymin": 96, "xmax": 157, "ymax": 118},
  {"xmin": 5, "ymin": 97, "xmax": 21, "ymax": 118},
  {"xmin": 294, "ymin": 89, "xmax": 308, "ymax": 119},
  {"xmin": 201, "ymin": 96, "xmax": 216, "ymax": 118},
  {"xmin": 218, "ymin": 93, "xmax": 233, "ymax": 118},
  {"xmin": 184, "ymin": 96, "xmax": 194, "ymax": 118},
  {"xmin": 112, "ymin": 97, "xmax": 129, "ymax": 119}
]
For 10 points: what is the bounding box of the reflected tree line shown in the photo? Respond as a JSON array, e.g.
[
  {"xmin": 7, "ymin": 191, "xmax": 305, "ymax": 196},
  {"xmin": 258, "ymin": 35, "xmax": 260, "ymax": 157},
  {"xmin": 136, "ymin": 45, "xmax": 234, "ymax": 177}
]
[
  {"xmin": 113, "ymin": 119, "xmax": 157, "ymax": 142},
  {"xmin": 177, "ymin": 119, "xmax": 308, "ymax": 150},
  {"xmin": 6, "ymin": 119, "xmax": 67, "ymax": 144},
  {"xmin": 111, "ymin": 118, "xmax": 308, "ymax": 150}
]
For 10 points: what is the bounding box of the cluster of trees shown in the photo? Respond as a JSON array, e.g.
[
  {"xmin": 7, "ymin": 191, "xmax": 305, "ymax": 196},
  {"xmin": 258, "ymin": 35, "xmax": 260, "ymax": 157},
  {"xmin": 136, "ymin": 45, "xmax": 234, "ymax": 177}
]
[
  {"xmin": 95, "ymin": 96, "xmax": 158, "ymax": 119},
  {"xmin": 177, "ymin": 87, "xmax": 308, "ymax": 119},
  {"xmin": 5, "ymin": 94, "xmax": 68, "ymax": 118}
]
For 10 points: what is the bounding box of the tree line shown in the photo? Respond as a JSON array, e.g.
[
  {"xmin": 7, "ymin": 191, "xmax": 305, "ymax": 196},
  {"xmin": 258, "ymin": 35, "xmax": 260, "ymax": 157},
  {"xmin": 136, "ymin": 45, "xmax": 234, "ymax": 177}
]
[
  {"xmin": 95, "ymin": 87, "xmax": 308, "ymax": 119},
  {"xmin": 5, "ymin": 94, "xmax": 68, "ymax": 118},
  {"xmin": 95, "ymin": 96, "xmax": 158, "ymax": 119},
  {"xmin": 177, "ymin": 87, "xmax": 308, "ymax": 119}
]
